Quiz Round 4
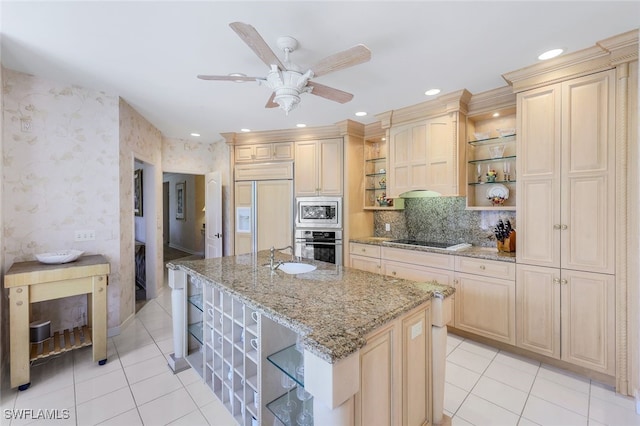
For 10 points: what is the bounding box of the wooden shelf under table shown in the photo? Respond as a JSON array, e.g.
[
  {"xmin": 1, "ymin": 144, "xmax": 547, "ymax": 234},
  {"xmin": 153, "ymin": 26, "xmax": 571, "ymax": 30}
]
[{"xmin": 30, "ymin": 325, "xmax": 93, "ymax": 361}]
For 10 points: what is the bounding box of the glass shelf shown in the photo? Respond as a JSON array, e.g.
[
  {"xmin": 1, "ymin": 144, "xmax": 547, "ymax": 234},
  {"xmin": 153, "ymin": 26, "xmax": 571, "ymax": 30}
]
[
  {"xmin": 365, "ymin": 172, "xmax": 386, "ymax": 178},
  {"xmin": 366, "ymin": 187, "xmax": 387, "ymax": 192},
  {"xmin": 365, "ymin": 157, "xmax": 386, "ymax": 163},
  {"xmin": 188, "ymin": 322, "xmax": 203, "ymax": 345},
  {"xmin": 188, "ymin": 294, "xmax": 203, "ymax": 312},
  {"xmin": 468, "ymin": 180, "xmax": 516, "ymax": 186},
  {"xmin": 468, "ymin": 155, "xmax": 516, "ymax": 165},
  {"xmin": 468, "ymin": 134, "xmax": 516, "ymax": 145},
  {"xmin": 267, "ymin": 344, "xmax": 304, "ymax": 387},
  {"xmin": 267, "ymin": 388, "xmax": 313, "ymax": 426}
]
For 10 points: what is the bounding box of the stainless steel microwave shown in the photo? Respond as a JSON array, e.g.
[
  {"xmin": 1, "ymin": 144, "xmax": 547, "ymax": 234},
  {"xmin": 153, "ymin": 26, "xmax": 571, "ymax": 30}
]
[{"xmin": 295, "ymin": 197, "xmax": 342, "ymax": 229}]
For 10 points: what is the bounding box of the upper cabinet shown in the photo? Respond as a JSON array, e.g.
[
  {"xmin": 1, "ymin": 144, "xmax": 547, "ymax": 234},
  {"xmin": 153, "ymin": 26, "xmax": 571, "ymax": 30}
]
[
  {"xmin": 295, "ymin": 138, "xmax": 343, "ymax": 196},
  {"xmin": 515, "ymin": 70, "xmax": 616, "ymax": 273},
  {"xmin": 235, "ymin": 142, "xmax": 294, "ymax": 163},
  {"xmin": 377, "ymin": 90, "xmax": 469, "ymax": 199}
]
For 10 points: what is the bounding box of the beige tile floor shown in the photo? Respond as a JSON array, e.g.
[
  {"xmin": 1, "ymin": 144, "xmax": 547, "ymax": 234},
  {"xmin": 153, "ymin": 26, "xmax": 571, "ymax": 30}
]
[{"xmin": 2, "ymin": 279, "xmax": 639, "ymax": 425}]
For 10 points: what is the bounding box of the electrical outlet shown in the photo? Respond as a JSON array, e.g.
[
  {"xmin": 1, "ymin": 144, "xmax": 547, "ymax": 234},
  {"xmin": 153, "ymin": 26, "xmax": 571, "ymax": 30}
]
[
  {"xmin": 20, "ymin": 118, "xmax": 32, "ymax": 133},
  {"xmin": 385, "ymin": 223, "xmax": 391, "ymax": 232},
  {"xmin": 74, "ymin": 230, "xmax": 96, "ymax": 241}
]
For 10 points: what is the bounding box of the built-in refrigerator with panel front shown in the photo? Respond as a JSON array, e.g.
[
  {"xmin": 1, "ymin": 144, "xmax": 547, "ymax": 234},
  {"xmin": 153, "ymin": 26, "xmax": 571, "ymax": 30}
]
[{"xmin": 234, "ymin": 162, "xmax": 293, "ymax": 255}]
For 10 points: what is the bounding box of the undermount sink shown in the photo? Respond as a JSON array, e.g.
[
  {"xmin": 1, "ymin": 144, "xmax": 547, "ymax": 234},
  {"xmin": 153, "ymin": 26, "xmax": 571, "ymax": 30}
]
[{"xmin": 278, "ymin": 262, "xmax": 317, "ymax": 274}]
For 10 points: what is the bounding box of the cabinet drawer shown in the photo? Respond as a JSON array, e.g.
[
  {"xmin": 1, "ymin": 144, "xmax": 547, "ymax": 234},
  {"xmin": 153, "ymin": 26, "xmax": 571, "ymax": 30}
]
[
  {"xmin": 350, "ymin": 243, "xmax": 381, "ymax": 258},
  {"xmin": 382, "ymin": 260, "xmax": 454, "ymax": 286},
  {"xmin": 382, "ymin": 247, "xmax": 455, "ymax": 270},
  {"xmin": 455, "ymin": 257, "xmax": 515, "ymax": 280}
]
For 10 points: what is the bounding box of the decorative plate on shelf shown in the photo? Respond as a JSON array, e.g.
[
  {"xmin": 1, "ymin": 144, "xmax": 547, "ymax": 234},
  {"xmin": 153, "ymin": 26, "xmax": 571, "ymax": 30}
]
[
  {"xmin": 35, "ymin": 249, "xmax": 84, "ymax": 264},
  {"xmin": 486, "ymin": 184, "xmax": 509, "ymax": 206}
]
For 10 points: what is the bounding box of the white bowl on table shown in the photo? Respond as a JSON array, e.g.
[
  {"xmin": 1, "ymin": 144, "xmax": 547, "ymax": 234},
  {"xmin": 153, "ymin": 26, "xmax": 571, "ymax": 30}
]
[{"xmin": 35, "ymin": 250, "xmax": 84, "ymax": 264}]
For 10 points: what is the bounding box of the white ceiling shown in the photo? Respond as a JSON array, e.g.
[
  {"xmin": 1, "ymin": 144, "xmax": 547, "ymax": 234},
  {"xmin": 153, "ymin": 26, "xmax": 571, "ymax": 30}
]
[{"xmin": 2, "ymin": 1, "xmax": 638, "ymax": 142}]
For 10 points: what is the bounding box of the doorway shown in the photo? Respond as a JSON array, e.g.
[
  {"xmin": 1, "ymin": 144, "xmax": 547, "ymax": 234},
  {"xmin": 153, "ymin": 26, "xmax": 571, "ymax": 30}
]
[
  {"xmin": 162, "ymin": 172, "xmax": 206, "ymax": 262},
  {"xmin": 134, "ymin": 158, "xmax": 158, "ymax": 313}
]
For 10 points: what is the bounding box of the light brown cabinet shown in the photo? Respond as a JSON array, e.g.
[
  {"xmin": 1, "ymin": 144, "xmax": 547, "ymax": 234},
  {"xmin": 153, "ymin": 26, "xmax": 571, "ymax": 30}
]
[
  {"xmin": 515, "ymin": 70, "xmax": 616, "ymax": 376},
  {"xmin": 355, "ymin": 302, "xmax": 432, "ymax": 426},
  {"xmin": 235, "ymin": 142, "xmax": 294, "ymax": 163},
  {"xmin": 388, "ymin": 114, "xmax": 461, "ymax": 198},
  {"xmin": 516, "ymin": 264, "xmax": 615, "ymax": 375},
  {"xmin": 516, "ymin": 70, "xmax": 615, "ymax": 274},
  {"xmin": 349, "ymin": 243, "xmax": 381, "ymax": 274},
  {"xmin": 294, "ymin": 138, "xmax": 343, "ymax": 196},
  {"xmin": 453, "ymin": 257, "xmax": 516, "ymax": 345}
]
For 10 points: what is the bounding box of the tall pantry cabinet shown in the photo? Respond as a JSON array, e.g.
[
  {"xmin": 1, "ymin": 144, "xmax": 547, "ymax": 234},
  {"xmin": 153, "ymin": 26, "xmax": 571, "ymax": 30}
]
[{"xmin": 515, "ymin": 70, "xmax": 616, "ymax": 375}]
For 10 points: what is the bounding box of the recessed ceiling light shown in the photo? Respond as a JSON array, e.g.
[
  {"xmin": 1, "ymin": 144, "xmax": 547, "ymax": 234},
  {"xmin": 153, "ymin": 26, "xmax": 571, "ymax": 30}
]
[
  {"xmin": 355, "ymin": 111, "xmax": 367, "ymax": 117},
  {"xmin": 296, "ymin": 123, "xmax": 307, "ymax": 128},
  {"xmin": 538, "ymin": 48, "xmax": 564, "ymax": 60},
  {"xmin": 492, "ymin": 112, "xmax": 500, "ymax": 118},
  {"xmin": 425, "ymin": 89, "xmax": 441, "ymax": 96},
  {"xmin": 240, "ymin": 128, "xmax": 251, "ymax": 132},
  {"xmin": 190, "ymin": 132, "xmax": 200, "ymax": 137}
]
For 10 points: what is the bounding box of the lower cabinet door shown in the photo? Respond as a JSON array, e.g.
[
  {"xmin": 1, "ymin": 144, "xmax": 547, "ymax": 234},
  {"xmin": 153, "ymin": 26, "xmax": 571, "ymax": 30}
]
[
  {"xmin": 455, "ymin": 273, "xmax": 516, "ymax": 345},
  {"xmin": 561, "ymin": 269, "xmax": 615, "ymax": 375},
  {"xmin": 355, "ymin": 324, "xmax": 397, "ymax": 426},
  {"xmin": 516, "ymin": 264, "xmax": 561, "ymax": 359},
  {"xmin": 402, "ymin": 306, "xmax": 431, "ymax": 426}
]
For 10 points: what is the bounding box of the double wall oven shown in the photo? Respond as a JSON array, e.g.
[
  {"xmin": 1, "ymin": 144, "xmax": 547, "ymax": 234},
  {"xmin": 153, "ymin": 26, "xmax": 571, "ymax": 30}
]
[{"xmin": 294, "ymin": 197, "xmax": 342, "ymax": 265}]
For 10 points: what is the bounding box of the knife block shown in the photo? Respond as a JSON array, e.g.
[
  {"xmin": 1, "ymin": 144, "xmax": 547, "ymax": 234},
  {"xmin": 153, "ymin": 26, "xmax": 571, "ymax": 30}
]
[{"xmin": 497, "ymin": 231, "xmax": 516, "ymax": 252}]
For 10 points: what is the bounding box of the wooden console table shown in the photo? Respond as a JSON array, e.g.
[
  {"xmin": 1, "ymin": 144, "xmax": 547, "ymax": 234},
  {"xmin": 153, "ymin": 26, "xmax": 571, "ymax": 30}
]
[{"xmin": 5, "ymin": 255, "xmax": 110, "ymax": 390}]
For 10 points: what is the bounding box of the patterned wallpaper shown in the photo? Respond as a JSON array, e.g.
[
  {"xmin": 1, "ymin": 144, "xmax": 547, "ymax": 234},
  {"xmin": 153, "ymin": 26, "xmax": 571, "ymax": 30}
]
[
  {"xmin": 119, "ymin": 99, "xmax": 163, "ymax": 325},
  {"xmin": 2, "ymin": 68, "xmax": 121, "ymax": 330}
]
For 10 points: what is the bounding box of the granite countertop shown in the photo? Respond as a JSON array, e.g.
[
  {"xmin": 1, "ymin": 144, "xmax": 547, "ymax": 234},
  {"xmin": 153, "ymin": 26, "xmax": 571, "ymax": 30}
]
[
  {"xmin": 350, "ymin": 237, "xmax": 516, "ymax": 263},
  {"xmin": 168, "ymin": 251, "xmax": 454, "ymax": 363}
]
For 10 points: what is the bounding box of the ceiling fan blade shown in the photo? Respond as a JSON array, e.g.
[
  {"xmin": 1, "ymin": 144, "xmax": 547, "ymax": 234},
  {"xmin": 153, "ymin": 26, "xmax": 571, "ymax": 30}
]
[
  {"xmin": 229, "ymin": 22, "xmax": 285, "ymax": 70},
  {"xmin": 310, "ymin": 44, "xmax": 371, "ymax": 78},
  {"xmin": 308, "ymin": 81, "xmax": 354, "ymax": 104},
  {"xmin": 197, "ymin": 75, "xmax": 259, "ymax": 81},
  {"xmin": 265, "ymin": 92, "xmax": 278, "ymax": 108}
]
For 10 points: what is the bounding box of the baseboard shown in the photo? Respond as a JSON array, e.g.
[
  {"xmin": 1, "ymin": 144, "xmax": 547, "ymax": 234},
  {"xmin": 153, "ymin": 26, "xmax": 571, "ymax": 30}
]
[
  {"xmin": 167, "ymin": 243, "xmax": 201, "ymax": 256},
  {"xmin": 108, "ymin": 311, "xmax": 135, "ymax": 337}
]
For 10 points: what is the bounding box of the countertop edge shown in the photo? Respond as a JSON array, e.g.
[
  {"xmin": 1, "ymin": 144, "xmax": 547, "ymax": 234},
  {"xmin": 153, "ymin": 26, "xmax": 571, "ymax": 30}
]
[{"xmin": 350, "ymin": 237, "xmax": 516, "ymax": 263}]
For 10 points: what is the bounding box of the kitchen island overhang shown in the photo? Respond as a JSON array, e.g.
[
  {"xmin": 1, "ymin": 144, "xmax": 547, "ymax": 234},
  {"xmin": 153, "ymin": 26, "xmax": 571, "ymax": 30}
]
[{"xmin": 167, "ymin": 250, "xmax": 454, "ymax": 425}]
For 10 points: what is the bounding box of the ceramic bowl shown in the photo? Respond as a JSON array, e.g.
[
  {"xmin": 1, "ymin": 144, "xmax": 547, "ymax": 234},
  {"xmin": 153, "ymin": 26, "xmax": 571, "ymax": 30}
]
[{"xmin": 35, "ymin": 249, "xmax": 84, "ymax": 264}]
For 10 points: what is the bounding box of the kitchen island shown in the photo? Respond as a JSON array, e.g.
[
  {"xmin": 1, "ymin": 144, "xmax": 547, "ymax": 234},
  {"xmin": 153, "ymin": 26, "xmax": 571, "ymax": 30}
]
[{"xmin": 167, "ymin": 250, "xmax": 454, "ymax": 426}]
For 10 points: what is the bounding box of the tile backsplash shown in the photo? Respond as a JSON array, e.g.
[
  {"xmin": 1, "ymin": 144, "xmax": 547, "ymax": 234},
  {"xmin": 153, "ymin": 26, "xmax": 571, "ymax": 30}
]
[{"xmin": 374, "ymin": 196, "xmax": 515, "ymax": 248}]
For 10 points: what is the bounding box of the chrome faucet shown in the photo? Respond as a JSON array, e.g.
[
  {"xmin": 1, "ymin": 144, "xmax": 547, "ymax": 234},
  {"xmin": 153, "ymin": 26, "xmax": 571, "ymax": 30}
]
[{"xmin": 269, "ymin": 245, "xmax": 293, "ymax": 271}]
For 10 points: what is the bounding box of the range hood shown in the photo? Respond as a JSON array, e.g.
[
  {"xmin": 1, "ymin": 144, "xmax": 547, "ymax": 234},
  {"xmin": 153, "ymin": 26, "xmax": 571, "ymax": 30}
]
[{"xmin": 398, "ymin": 190, "xmax": 441, "ymax": 198}]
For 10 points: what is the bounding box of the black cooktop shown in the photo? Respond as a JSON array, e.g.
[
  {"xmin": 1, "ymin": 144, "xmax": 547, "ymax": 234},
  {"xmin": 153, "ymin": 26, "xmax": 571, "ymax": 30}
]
[{"xmin": 388, "ymin": 239, "xmax": 452, "ymax": 249}]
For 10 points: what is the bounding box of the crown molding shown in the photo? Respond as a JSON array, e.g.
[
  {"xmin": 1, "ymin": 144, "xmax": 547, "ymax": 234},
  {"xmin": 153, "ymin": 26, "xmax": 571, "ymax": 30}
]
[
  {"xmin": 364, "ymin": 121, "xmax": 385, "ymax": 141},
  {"xmin": 376, "ymin": 89, "xmax": 472, "ymax": 129},
  {"xmin": 467, "ymin": 86, "xmax": 516, "ymax": 119},
  {"xmin": 503, "ymin": 29, "xmax": 638, "ymax": 93},
  {"xmin": 222, "ymin": 122, "xmax": 349, "ymax": 145}
]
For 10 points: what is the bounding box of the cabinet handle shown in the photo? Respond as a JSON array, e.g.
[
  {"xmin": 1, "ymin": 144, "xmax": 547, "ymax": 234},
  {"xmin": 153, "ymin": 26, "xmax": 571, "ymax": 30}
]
[
  {"xmin": 553, "ymin": 224, "xmax": 561, "ymax": 230},
  {"xmin": 361, "ymin": 248, "xmax": 366, "ymax": 252},
  {"xmin": 553, "ymin": 278, "xmax": 560, "ymax": 284},
  {"xmin": 453, "ymin": 279, "xmax": 459, "ymax": 285},
  {"xmin": 561, "ymin": 279, "xmax": 568, "ymax": 285},
  {"xmin": 480, "ymin": 265, "xmax": 486, "ymax": 270},
  {"xmin": 561, "ymin": 225, "xmax": 568, "ymax": 230},
  {"xmin": 392, "ymin": 271, "xmax": 397, "ymax": 276}
]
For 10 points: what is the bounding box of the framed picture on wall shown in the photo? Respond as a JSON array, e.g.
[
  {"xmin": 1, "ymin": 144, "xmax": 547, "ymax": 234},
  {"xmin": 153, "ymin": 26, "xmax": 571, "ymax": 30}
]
[
  {"xmin": 134, "ymin": 169, "xmax": 143, "ymax": 217},
  {"xmin": 176, "ymin": 181, "xmax": 186, "ymax": 220}
]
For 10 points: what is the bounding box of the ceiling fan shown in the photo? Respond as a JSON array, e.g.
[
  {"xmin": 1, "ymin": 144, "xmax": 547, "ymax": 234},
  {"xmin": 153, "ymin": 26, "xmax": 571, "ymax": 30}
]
[{"xmin": 197, "ymin": 22, "xmax": 372, "ymax": 115}]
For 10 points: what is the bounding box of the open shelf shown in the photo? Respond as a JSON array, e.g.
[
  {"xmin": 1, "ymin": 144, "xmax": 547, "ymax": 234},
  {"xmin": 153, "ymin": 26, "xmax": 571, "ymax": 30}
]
[
  {"xmin": 266, "ymin": 388, "xmax": 313, "ymax": 426},
  {"xmin": 267, "ymin": 344, "xmax": 304, "ymax": 387},
  {"xmin": 30, "ymin": 325, "xmax": 92, "ymax": 361}
]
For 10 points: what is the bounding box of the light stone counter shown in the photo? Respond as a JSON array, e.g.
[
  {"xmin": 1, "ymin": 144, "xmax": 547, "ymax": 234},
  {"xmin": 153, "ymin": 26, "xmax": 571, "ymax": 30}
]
[
  {"xmin": 168, "ymin": 250, "xmax": 454, "ymax": 363},
  {"xmin": 351, "ymin": 236, "xmax": 516, "ymax": 263}
]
